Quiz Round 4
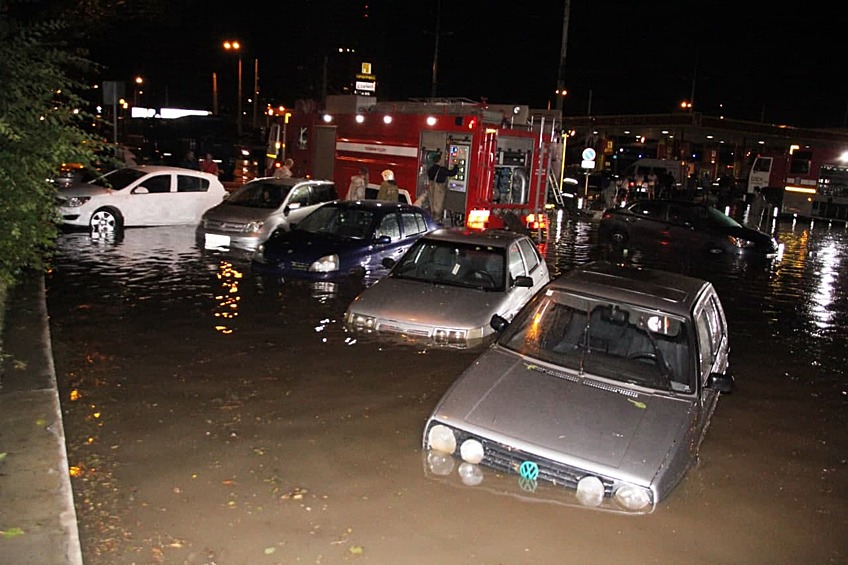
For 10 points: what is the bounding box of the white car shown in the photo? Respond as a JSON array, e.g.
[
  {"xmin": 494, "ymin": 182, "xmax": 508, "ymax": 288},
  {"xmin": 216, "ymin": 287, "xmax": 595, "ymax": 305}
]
[{"xmin": 56, "ymin": 166, "xmax": 227, "ymax": 230}]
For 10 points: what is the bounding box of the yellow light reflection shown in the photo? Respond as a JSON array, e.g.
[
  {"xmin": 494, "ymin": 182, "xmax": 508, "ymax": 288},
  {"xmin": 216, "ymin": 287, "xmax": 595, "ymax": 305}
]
[{"xmin": 213, "ymin": 261, "xmax": 243, "ymax": 334}]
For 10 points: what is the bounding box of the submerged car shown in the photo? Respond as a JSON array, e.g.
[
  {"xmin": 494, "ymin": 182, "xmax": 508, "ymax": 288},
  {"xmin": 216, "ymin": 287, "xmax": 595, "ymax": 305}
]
[
  {"xmin": 422, "ymin": 261, "xmax": 734, "ymax": 513},
  {"xmin": 598, "ymin": 199, "xmax": 779, "ymax": 256},
  {"xmin": 196, "ymin": 177, "xmax": 338, "ymax": 252},
  {"xmin": 344, "ymin": 228, "xmax": 550, "ymax": 348},
  {"xmin": 56, "ymin": 166, "xmax": 228, "ymax": 230},
  {"xmin": 251, "ymin": 200, "xmax": 438, "ymax": 281}
]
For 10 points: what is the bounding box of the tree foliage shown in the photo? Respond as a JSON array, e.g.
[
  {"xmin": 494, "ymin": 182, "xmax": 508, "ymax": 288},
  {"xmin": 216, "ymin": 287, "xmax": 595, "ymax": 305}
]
[{"xmin": 0, "ymin": 4, "xmax": 109, "ymax": 288}]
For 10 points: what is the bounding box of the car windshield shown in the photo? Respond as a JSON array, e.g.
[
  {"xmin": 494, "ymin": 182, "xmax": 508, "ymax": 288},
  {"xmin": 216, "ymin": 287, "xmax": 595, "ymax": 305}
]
[
  {"xmin": 390, "ymin": 240, "xmax": 506, "ymax": 291},
  {"xmin": 295, "ymin": 205, "xmax": 375, "ymax": 239},
  {"xmin": 227, "ymin": 181, "xmax": 289, "ymax": 209},
  {"xmin": 705, "ymin": 206, "xmax": 743, "ymax": 228},
  {"xmin": 498, "ymin": 288, "xmax": 693, "ymax": 393},
  {"xmin": 89, "ymin": 168, "xmax": 147, "ymax": 190}
]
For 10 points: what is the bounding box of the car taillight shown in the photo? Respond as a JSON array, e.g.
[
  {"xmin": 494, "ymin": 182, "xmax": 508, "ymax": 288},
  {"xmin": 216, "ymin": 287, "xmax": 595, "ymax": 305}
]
[{"xmin": 467, "ymin": 209, "xmax": 490, "ymax": 230}]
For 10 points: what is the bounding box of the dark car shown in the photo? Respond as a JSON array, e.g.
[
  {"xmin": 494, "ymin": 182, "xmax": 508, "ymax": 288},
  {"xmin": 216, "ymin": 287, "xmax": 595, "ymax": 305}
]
[
  {"xmin": 250, "ymin": 199, "xmax": 438, "ymax": 282},
  {"xmin": 598, "ymin": 199, "xmax": 779, "ymax": 256}
]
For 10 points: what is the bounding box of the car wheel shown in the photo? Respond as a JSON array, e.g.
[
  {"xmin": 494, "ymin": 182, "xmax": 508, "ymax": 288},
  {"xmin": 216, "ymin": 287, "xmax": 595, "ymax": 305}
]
[
  {"xmin": 90, "ymin": 208, "xmax": 123, "ymax": 232},
  {"xmin": 609, "ymin": 229, "xmax": 628, "ymax": 246}
]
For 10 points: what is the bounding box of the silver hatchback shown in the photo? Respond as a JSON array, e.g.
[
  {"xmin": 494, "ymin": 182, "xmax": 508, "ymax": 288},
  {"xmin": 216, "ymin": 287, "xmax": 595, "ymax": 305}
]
[
  {"xmin": 196, "ymin": 177, "xmax": 338, "ymax": 253},
  {"xmin": 422, "ymin": 261, "xmax": 733, "ymax": 513},
  {"xmin": 344, "ymin": 228, "xmax": 551, "ymax": 348}
]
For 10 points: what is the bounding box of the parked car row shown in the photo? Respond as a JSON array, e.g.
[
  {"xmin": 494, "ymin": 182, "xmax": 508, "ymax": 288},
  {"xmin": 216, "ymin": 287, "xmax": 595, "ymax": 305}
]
[{"xmin": 55, "ymin": 166, "xmax": 735, "ymax": 513}]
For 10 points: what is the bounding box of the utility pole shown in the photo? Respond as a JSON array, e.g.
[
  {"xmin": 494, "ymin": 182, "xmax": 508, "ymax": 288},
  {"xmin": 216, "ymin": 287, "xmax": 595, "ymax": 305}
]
[
  {"xmin": 431, "ymin": 0, "xmax": 442, "ymax": 98},
  {"xmin": 555, "ymin": 0, "xmax": 571, "ymax": 112},
  {"xmin": 253, "ymin": 58, "xmax": 259, "ymax": 129}
]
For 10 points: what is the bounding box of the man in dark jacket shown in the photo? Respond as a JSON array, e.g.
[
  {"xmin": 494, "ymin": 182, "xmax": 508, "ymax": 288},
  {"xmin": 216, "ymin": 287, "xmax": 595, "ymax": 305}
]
[{"xmin": 427, "ymin": 153, "xmax": 459, "ymax": 223}]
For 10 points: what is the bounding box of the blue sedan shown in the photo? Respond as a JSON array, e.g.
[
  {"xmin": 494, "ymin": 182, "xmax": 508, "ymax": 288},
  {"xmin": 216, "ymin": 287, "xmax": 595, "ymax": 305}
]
[{"xmin": 250, "ymin": 200, "xmax": 438, "ymax": 282}]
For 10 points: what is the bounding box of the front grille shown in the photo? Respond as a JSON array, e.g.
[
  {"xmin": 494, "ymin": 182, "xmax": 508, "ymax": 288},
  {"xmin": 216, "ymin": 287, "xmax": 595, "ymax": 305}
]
[
  {"xmin": 205, "ymin": 219, "xmax": 246, "ymax": 232},
  {"xmin": 289, "ymin": 261, "xmax": 310, "ymax": 271},
  {"xmin": 377, "ymin": 322, "xmax": 431, "ymax": 337},
  {"xmin": 470, "ymin": 435, "xmax": 614, "ymax": 497}
]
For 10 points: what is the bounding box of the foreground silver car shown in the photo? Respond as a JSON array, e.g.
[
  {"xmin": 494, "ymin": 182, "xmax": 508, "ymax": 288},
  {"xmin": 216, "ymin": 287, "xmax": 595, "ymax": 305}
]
[
  {"xmin": 422, "ymin": 261, "xmax": 733, "ymax": 513},
  {"xmin": 344, "ymin": 228, "xmax": 550, "ymax": 348}
]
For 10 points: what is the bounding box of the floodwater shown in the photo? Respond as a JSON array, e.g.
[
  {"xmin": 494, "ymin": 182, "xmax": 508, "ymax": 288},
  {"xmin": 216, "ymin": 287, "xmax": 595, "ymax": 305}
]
[{"xmin": 46, "ymin": 215, "xmax": 848, "ymax": 564}]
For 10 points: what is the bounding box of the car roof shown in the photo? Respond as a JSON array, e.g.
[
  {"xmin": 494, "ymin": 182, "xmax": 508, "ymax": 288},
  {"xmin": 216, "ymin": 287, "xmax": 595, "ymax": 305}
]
[
  {"xmin": 245, "ymin": 176, "xmax": 334, "ymax": 187},
  {"xmin": 123, "ymin": 165, "xmax": 212, "ymax": 175},
  {"xmin": 421, "ymin": 228, "xmax": 531, "ymax": 248},
  {"xmin": 321, "ymin": 199, "xmax": 425, "ymax": 213},
  {"xmin": 552, "ymin": 261, "xmax": 713, "ymax": 317}
]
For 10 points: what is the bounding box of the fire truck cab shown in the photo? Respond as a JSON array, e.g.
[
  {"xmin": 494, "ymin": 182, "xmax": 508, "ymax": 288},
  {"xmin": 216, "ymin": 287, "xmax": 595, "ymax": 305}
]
[{"xmin": 276, "ymin": 96, "xmax": 560, "ymax": 234}]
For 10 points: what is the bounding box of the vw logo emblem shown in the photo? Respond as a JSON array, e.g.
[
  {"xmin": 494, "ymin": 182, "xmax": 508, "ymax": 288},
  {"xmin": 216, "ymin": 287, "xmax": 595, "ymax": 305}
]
[{"xmin": 519, "ymin": 460, "xmax": 539, "ymax": 480}]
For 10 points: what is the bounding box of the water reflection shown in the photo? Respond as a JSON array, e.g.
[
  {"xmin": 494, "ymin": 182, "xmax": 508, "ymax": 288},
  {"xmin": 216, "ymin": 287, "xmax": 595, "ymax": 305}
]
[{"xmin": 50, "ymin": 218, "xmax": 848, "ymax": 385}]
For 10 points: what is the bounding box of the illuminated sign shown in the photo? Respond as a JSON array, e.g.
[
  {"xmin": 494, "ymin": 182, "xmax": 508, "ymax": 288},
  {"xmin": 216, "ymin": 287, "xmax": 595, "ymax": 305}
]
[{"xmin": 336, "ymin": 141, "xmax": 418, "ymax": 158}]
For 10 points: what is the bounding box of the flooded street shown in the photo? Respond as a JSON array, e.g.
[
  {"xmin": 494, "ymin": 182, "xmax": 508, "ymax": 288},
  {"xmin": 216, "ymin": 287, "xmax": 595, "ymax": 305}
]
[{"xmin": 47, "ymin": 217, "xmax": 847, "ymax": 564}]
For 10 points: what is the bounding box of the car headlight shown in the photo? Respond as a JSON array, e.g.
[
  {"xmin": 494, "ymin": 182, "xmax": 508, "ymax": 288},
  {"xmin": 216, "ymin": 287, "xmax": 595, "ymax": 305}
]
[
  {"xmin": 64, "ymin": 196, "xmax": 91, "ymax": 207},
  {"xmin": 346, "ymin": 311, "xmax": 376, "ymax": 330},
  {"xmin": 728, "ymin": 236, "xmax": 756, "ymax": 249},
  {"xmin": 433, "ymin": 328, "xmax": 467, "ymax": 345},
  {"xmin": 309, "ymin": 254, "xmax": 339, "ymax": 273},
  {"xmin": 613, "ymin": 483, "xmax": 652, "ymax": 511},
  {"xmin": 576, "ymin": 475, "xmax": 605, "ymax": 507},
  {"xmin": 459, "ymin": 438, "xmax": 484, "ymax": 464},
  {"xmin": 243, "ymin": 220, "xmax": 264, "ymax": 234},
  {"xmin": 426, "ymin": 424, "xmax": 457, "ymax": 454}
]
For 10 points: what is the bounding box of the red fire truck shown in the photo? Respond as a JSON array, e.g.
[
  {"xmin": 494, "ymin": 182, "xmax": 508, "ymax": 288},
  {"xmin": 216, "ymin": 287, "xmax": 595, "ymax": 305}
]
[
  {"xmin": 269, "ymin": 96, "xmax": 564, "ymax": 233},
  {"xmin": 746, "ymin": 143, "xmax": 848, "ymax": 220}
]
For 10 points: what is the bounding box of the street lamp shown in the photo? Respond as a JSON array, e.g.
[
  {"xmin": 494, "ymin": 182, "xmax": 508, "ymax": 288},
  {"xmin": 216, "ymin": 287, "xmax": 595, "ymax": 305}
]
[
  {"xmin": 223, "ymin": 40, "xmax": 243, "ymax": 136},
  {"xmin": 134, "ymin": 76, "xmax": 143, "ymax": 106}
]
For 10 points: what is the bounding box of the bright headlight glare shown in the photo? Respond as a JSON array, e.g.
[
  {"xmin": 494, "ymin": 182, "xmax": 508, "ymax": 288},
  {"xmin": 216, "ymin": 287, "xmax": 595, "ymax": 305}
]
[
  {"xmin": 243, "ymin": 221, "xmax": 264, "ymax": 233},
  {"xmin": 613, "ymin": 483, "xmax": 652, "ymax": 511},
  {"xmin": 427, "ymin": 424, "xmax": 457, "ymax": 454},
  {"xmin": 347, "ymin": 312, "xmax": 376, "ymax": 330},
  {"xmin": 576, "ymin": 475, "xmax": 605, "ymax": 507},
  {"xmin": 310, "ymin": 254, "xmax": 339, "ymax": 273},
  {"xmin": 459, "ymin": 439, "xmax": 484, "ymax": 464},
  {"xmin": 729, "ymin": 236, "xmax": 755, "ymax": 248},
  {"xmin": 66, "ymin": 196, "xmax": 90, "ymax": 207},
  {"xmin": 433, "ymin": 328, "xmax": 467, "ymax": 344}
]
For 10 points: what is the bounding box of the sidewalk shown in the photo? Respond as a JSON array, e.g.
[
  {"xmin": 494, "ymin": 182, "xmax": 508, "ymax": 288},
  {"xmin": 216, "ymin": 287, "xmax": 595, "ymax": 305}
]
[{"xmin": 0, "ymin": 272, "xmax": 83, "ymax": 565}]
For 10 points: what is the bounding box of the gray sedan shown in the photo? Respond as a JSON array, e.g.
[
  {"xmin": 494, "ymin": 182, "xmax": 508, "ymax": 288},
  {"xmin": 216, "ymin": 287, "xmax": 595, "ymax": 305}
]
[
  {"xmin": 422, "ymin": 261, "xmax": 734, "ymax": 512},
  {"xmin": 344, "ymin": 228, "xmax": 550, "ymax": 348}
]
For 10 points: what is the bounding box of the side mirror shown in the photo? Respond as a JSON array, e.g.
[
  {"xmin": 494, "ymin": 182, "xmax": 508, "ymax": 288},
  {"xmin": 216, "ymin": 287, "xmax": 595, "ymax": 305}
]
[
  {"xmin": 283, "ymin": 202, "xmax": 302, "ymax": 216},
  {"xmin": 490, "ymin": 314, "xmax": 509, "ymax": 332},
  {"xmin": 513, "ymin": 275, "xmax": 533, "ymax": 288},
  {"xmin": 707, "ymin": 372, "xmax": 734, "ymax": 393},
  {"xmin": 133, "ymin": 186, "xmax": 149, "ymax": 194},
  {"xmin": 374, "ymin": 235, "xmax": 392, "ymax": 244}
]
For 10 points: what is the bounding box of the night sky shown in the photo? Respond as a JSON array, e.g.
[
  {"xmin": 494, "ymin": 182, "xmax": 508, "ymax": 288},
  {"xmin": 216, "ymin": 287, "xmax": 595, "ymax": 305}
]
[{"xmin": 78, "ymin": 0, "xmax": 846, "ymax": 129}]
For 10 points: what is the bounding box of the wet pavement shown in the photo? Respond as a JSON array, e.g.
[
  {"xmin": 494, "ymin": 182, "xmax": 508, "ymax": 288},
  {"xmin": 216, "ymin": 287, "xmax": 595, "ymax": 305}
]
[{"xmin": 27, "ymin": 216, "xmax": 848, "ymax": 562}]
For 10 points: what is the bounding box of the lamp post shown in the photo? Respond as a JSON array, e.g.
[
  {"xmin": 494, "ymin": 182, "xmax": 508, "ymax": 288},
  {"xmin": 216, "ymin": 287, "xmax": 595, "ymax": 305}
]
[
  {"xmin": 223, "ymin": 40, "xmax": 242, "ymax": 136},
  {"xmin": 134, "ymin": 76, "xmax": 143, "ymax": 107}
]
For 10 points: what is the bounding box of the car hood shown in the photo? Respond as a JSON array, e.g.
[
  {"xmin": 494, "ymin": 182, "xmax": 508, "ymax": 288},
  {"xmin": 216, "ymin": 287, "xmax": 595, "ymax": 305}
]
[
  {"xmin": 265, "ymin": 230, "xmax": 370, "ymax": 260},
  {"xmin": 57, "ymin": 184, "xmax": 112, "ymax": 198},
  {"xmin": 434, "ymin": 347, "xmax": 693, "ymax": 480},
  {"xmin": 351, "ymin": 277, "xmax": 508, "ymax": 330},
  {"xmin": 726, "ymin": 224, "xmax": 778, "ymax": 248},
  {"xmin": 202, "ymin": 202, "xmax": 278, "ymax": 223}
]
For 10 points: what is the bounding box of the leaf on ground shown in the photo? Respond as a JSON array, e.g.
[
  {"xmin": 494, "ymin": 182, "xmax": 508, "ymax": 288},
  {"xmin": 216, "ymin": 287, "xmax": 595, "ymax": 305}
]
[
  {"xmin": 0, "ymin": 452, "xmax": 7, "ymax": 463},
  {"xmin": 1, "ymin": 527, "xmax": 25, "ymax": 538},
  {"xmin": 349, "ymin": 545, "xmax": 364, "ymax": 555},
  {"xmin": 264, "ymin": 547, "xmax": 276, "ymax": 555}
]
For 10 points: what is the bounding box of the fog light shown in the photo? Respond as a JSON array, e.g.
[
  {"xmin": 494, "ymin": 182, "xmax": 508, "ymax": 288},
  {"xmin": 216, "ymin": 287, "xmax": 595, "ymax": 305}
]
[
  {"xmin": 576, "ymin": 475, "xmax": 605, "ymax": 507},
  {"xmin": 427, "ymin": 424, "xmax": 457, "ymax": 454},
  {"xmin": 459, "ymin": 439, "xmax": 484, "ymax": 464},
  {"xmin": 613, "ymin": 483, "xmax": 652, "ymax": 511}
]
